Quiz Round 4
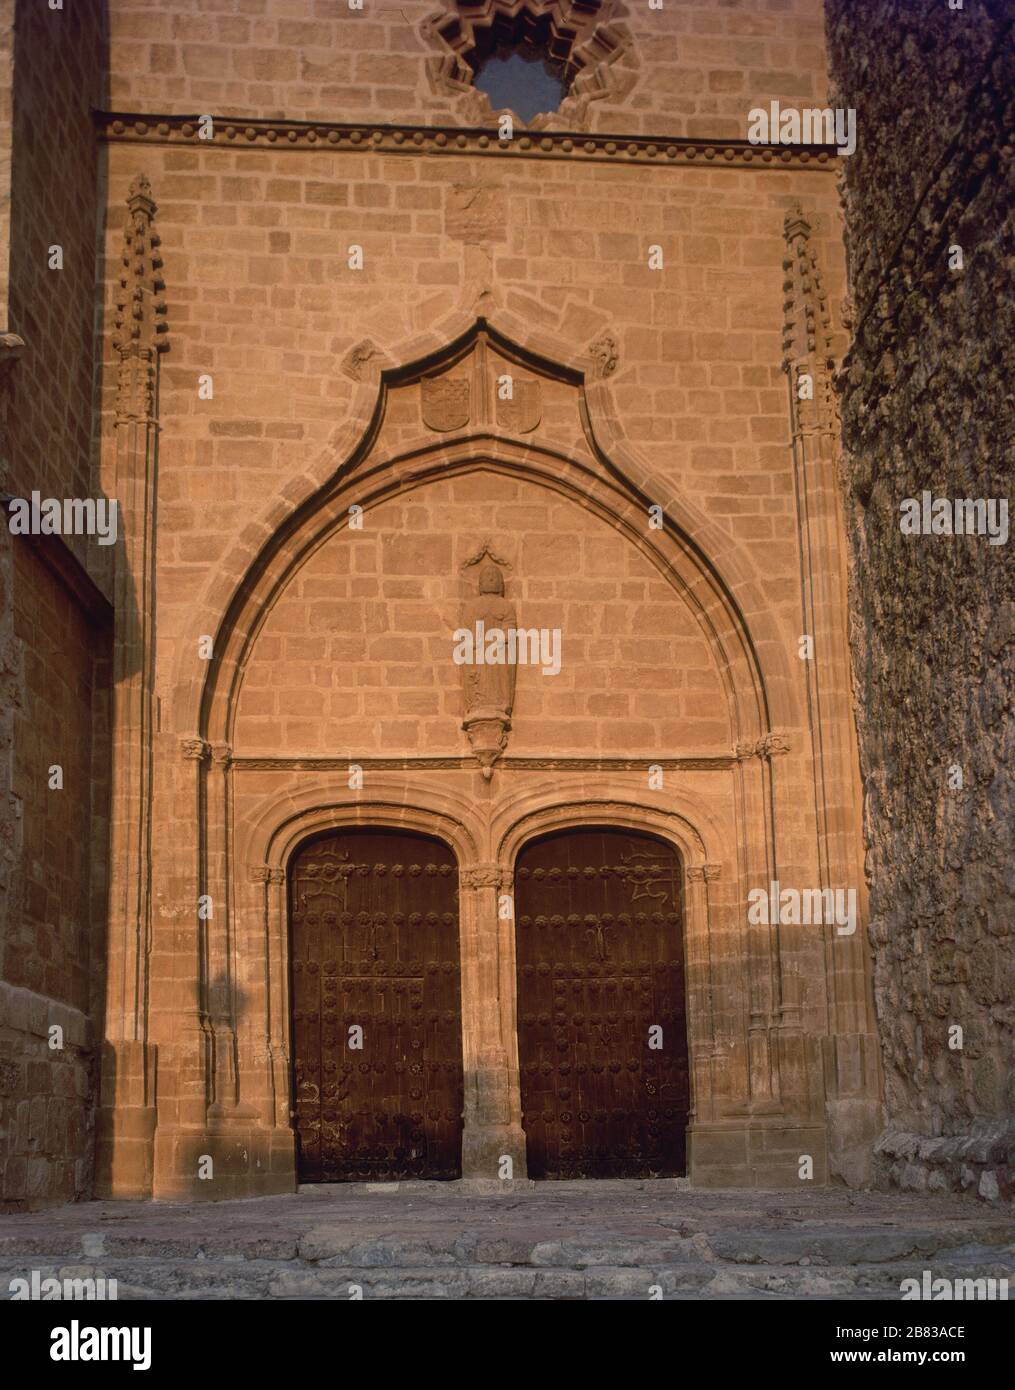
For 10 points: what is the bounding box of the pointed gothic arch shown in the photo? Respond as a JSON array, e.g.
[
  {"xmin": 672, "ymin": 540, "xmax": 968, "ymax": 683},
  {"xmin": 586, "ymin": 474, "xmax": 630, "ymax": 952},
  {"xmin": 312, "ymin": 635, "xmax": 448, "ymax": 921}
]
[{"xmin": 173, "ymin": 316, "xmax": 801, "ymax": 752}]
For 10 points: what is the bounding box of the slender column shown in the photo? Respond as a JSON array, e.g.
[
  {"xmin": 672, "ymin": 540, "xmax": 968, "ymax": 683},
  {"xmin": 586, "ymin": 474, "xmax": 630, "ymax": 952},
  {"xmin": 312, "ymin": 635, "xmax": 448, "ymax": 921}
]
[
  {"xmin": 250, "ymin": 865, "xmax": 290, "ymax": 1129},
  {"xmin": 174, "ymin": 736, "xmax": 213, "ymax": 1127},
  {"xmin": 684, "ymin": 864, "xmax": 720, "ymax": 1123},
  {"xmin": 782, "ymin": 207, "xmax": 881, "ymax": 1176},
  {"xmin": 204, "ymin": 743, "xmax": 255, "ymax": 1120},
  {"xmin": 95, "ymin": 175, "xmax": 168, "ymax": 1197},
  {"xmin": 457, "ymin": 863, "xmax": 527, "ymax": 1178},
  {"xmin": 732, "ymin": 749, "xmax": 780, "ymax": 1111}
]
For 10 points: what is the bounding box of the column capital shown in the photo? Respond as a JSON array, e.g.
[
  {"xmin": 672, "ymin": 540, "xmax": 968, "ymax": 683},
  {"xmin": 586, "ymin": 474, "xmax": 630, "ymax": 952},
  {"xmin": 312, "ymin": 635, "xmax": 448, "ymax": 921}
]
[
  {"xmin": 459, "ymin": 863, "xmax": 510, "ymax": 891},
  {"xmin": 735, "ymin": 732, "xmax": 791, "ymax": 761},
  {"xmin": 179, "ymin": 735, "xmax": 210, "ymax": 761}
]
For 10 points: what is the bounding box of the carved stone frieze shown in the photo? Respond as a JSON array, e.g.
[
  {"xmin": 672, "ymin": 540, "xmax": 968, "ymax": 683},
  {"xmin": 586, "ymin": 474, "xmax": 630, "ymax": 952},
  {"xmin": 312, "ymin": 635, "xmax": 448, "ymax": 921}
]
[
  {"xmin": 460, "ymin": 863, "xmax": 509, "ymax": 890},
  {"xmin": 249, "ymin": 865, "xmax": 285, "ymax": 886},
  {"xmin": 99, "ymin": 113, "xmax": 842, "ymax": 172},
  {"xmin": 736, "ymin": 733, "xmax": 792, "ymax": 760},
  {"xmin": 687, "ymin": 863, "xmax": 721, "ymax": 884}
]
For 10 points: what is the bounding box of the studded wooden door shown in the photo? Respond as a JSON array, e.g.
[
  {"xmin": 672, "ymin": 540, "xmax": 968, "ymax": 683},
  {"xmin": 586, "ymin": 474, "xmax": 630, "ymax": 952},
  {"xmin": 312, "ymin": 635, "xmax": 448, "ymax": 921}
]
[
  {"xmin": 289, "ymin": 829, "xmax": 463, "ymax": 1182},
  {"xmin": 515, "ymin": 827, "xmax": 689, "ymax": 1178}
]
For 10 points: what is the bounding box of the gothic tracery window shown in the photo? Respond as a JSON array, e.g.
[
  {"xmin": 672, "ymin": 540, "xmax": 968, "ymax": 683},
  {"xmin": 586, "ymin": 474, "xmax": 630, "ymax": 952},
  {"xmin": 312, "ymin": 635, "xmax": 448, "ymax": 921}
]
[{"xmin": 424, "ymin": 0, "xmax": 634, "ymax": 129}]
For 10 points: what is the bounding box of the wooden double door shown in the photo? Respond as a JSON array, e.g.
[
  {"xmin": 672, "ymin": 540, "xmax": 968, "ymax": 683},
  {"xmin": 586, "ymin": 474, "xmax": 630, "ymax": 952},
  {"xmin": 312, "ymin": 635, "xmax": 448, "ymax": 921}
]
[
  {"xmin": 289, "ymin": 829, "xmax": 463, "ymax": 1182},
  {"xmin": 514, "ymin": 827, "xmax": 690, "ymax": 1178},
  {"xmin": 289, "ymin": 823, "xmax": 688, "ymax": 1183}
]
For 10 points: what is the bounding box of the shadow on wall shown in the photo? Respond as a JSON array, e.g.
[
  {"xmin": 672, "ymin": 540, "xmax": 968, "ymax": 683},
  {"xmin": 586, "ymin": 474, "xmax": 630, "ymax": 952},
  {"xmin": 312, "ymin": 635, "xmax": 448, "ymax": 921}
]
[{"xmin": 0, "ymin": 0, "xmax": 113, "ymax": 1212}]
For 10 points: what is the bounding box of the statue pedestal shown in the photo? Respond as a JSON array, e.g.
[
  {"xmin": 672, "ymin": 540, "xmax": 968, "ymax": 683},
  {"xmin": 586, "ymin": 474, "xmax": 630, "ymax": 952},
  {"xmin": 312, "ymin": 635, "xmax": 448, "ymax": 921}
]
[{"xmin": 462, "ymin": 707, "xmax": 510, "ymax": 779}]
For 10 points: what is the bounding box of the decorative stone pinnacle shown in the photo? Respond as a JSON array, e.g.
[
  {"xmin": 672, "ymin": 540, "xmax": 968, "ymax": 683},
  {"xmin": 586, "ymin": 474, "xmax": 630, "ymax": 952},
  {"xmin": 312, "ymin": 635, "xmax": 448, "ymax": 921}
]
[
  {"xmin": 113, "ymin": 173, "xmax": 170, "ymax": 425},
  {"xmin": 784, "ymin": 203, "xmax": 812, "ymax": 242}
]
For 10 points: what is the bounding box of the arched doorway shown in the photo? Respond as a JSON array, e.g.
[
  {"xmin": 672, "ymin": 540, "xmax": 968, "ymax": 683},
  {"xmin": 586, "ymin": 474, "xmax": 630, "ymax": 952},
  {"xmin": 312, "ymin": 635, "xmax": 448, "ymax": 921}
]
[
  {"xmin": 288, "ymin": 827, "xmax": 464, "ymax": 1182},
  {"xmin": 514, "ymin": 826, "xmax": 689, "ymax": 1178}
]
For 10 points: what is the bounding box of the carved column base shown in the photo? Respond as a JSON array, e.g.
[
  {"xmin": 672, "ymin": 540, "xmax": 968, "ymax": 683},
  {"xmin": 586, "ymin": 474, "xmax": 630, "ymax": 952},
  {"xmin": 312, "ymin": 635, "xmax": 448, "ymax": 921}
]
[{"xmin": 462, "ymin": 1121, "xmax": 528, "ymax": 1181}]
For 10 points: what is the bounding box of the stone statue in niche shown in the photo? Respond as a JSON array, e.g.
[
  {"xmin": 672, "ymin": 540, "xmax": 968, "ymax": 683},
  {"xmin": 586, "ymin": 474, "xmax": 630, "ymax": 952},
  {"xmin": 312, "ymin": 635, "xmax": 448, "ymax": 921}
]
[{"xmin": 458, "ymin": 558, "xmax": 517, "ymax": 779}]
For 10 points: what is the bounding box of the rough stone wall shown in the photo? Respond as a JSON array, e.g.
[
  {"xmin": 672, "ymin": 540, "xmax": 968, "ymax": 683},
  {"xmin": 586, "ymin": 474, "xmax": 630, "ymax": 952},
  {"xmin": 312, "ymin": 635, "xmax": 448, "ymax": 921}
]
[
  {"xmin": 0, "ymin": 542, "xmax": 109, "ymax": 1210},
  {"xmin": 826, "ymin": 0, "xmax": 1014, "ymax": 1198},
  {"xmin": 0, "ymin": 0, "xmax": 109, "ymax": 1211},
  {"xmin": 7, "ymin": 0, "xmax": 107, "ymax": 520},
  {"xmin": 8, "ymin": 545, "xmax": 99, "ymax": 1010}
]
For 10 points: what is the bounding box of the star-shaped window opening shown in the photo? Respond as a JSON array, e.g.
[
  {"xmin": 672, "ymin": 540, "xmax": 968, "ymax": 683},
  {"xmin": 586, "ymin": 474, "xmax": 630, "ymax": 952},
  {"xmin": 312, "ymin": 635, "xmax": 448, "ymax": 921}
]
[{"xmin": 464, "ymin": 9, "xmax": 576, "ymax": 122}]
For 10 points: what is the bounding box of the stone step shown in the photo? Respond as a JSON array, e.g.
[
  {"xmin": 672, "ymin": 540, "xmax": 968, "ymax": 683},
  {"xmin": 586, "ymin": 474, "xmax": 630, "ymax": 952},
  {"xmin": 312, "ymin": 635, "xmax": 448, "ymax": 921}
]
[
  {"xmin": 3, "ymin": 1222, "xmax": 1013, "ymax": 1268},
  {"xmin": 2, "ymin": 1252, "xmax": 1011, "ymax": 1301}
]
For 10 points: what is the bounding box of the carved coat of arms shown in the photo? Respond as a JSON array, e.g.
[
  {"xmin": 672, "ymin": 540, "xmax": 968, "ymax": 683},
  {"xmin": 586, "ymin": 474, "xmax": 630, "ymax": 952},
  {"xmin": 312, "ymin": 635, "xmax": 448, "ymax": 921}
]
[
  {"xmin": 422, "ymin": 376, "xmax": 470, "ymax": 431},
  {"xmin": 495, "ymin": 377, "xmax": 541, "ymax": 434}
]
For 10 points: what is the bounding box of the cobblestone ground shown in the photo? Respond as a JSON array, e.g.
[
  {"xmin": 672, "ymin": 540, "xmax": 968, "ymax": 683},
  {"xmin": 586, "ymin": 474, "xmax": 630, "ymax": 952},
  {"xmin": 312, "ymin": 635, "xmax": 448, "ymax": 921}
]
[{"xmin": 1, "ymin": 1181, "xmax": 1012, "ymax": 1300}]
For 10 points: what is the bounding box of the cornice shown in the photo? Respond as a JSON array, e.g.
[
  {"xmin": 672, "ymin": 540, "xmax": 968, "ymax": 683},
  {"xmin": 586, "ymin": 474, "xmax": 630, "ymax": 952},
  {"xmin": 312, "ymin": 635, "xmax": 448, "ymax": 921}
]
[
  {"xmin": 229, "ymin": 755, "xmax": 738, "ymax": 771},
  {"xmin": 95, "ymin": 111, "xmax": 840, "ymax": 173}
]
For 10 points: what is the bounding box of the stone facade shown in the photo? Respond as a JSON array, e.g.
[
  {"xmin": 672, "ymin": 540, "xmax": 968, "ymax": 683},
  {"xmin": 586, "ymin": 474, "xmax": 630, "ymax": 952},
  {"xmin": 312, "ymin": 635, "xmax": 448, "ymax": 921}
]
[
  {"xmin": 827, "ymin": 0, "xmax": 1014, "ymax": 1201},
  {"xmin": 80, "ymin": 0, "xmax": 886, "ymax": 1203},
  {"xmin": 6, "ymin": 0, "xmax": 1003, "ymax": 1211}
]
